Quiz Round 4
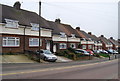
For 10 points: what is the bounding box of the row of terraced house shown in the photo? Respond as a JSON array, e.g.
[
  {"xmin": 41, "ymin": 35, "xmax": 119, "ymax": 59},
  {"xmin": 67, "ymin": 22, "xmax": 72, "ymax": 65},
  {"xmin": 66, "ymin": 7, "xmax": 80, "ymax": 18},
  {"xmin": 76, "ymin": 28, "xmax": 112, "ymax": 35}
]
[{"xmin": 0, "ymin": 2, "xmax": 119, "ymax": 54}]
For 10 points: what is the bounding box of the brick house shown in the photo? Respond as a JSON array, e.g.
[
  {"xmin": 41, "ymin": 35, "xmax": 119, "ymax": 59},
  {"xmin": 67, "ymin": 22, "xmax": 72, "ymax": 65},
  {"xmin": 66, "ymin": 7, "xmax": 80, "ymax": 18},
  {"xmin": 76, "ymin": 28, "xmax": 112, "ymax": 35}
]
[
  {"xmin": 108, "ymin": 37, "xmax": 118, "ymax": 50},
  {"xmin": 87, "ymin": 32, "xmax": 102, "ymax": 50},
  {"xmin": 75, "ymin": 27, "xmax": 94, "ymax": 50},
  {"xmin": 48, "ymin": 19, "xmax": 81, "ymax": 53},
  {"xmin": 0, "ymin": 2, "xmax": 53, "ymax": 54},
  {"xmin": 99, "ymin": 35, "xmax": 113, "ymax": 50}
]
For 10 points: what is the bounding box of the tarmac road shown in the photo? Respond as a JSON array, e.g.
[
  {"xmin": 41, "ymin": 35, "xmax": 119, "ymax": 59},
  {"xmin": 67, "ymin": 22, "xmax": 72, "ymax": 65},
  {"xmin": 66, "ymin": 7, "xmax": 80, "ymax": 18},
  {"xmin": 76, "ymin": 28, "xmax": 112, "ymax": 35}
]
[{"xmin": 1, "ymin": 56, "xmax": 119, "ymax": 80}]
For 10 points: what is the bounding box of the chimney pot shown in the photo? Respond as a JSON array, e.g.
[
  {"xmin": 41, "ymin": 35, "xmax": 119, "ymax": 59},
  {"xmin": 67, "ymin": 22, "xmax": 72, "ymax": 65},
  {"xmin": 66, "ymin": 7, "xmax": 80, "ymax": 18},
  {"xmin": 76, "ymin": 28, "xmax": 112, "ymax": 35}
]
[
  {"xmin": 76, "ymin": 27, "xmax": 80, "ymax": 31},
  {"xmin": 110, "ymin": 37, "xmax": 113, "ymax": 39},
  {"xmin": 101, "ymin": 35, "xmax": 104, "ymax": 37},
  {"xmin": 55, "ymin": 18, "xmax": 61, "ymax": 23},
  {"xmin": 13, "ymin": 1, "xmax": 21, "ymax": 10},
  {"xmin": 88, "ymin": 32, "xmax": 92, "ymax": 35}
]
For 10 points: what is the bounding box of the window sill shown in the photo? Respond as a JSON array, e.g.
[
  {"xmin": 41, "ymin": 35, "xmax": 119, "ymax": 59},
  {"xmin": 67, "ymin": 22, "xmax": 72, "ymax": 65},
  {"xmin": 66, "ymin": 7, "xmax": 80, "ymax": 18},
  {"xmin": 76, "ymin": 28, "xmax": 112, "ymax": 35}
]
[
  {"xmin": 5, "ymin": 27, "xmax": 18, "ymax": 29},
  {"xmin": 29, "ymin": 46, "xmax": 42, "ymax": 48},
  {"xmin": 59, "ymin": 48, "xmax": 67, "ymax": 50},
  {"xmin": 3, "ymin": 46, "xmax": 20, "ymax": 48}
]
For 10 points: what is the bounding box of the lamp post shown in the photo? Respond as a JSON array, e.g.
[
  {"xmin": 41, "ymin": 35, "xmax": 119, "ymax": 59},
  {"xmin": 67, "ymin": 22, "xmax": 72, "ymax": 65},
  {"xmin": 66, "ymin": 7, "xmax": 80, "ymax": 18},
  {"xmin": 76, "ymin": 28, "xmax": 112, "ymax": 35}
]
[{"xmin": 38, "ymin": 1, "xmax": 41, "ymax": 63}]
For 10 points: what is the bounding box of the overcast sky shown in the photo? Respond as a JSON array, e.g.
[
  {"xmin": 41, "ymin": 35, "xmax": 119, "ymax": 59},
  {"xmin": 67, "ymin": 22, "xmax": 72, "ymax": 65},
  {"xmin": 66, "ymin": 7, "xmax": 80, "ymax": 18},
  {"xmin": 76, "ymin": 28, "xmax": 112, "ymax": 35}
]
[{"xmin": 1, "ymin": 0, "xmax": 119, "ymax": 39}]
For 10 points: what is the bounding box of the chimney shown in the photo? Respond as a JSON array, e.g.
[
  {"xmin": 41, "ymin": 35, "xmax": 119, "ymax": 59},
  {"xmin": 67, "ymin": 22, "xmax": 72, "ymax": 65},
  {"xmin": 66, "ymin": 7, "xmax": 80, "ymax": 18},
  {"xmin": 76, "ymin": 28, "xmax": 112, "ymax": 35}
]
[
  {"xmin": 13, "ymin": 1, "xmax": 21, "ymax": 10},
  {"xmin": 110, "ymin": 37, "xmax": 113, "ymax": 39},
  {"xmin": 101, "ymin": 35, "xmax": 104, "ymax": 37},
  {"xmin": 76, "ymin": 27, "xmax": 80, "ymax": 31},
  {"xmin": 55, "ymin": 18, "xmax": 61, "ymax": 23},
  {"xmin": 88, "ymin": 32, "xmax": 92, "ymax": 35}
]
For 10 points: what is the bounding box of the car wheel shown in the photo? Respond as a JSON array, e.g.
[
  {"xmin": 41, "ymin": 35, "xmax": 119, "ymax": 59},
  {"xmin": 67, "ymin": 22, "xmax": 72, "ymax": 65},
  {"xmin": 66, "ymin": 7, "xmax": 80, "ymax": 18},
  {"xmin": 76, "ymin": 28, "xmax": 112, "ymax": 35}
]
[
  {"xmin": 44, "ymin": 57, "xmax": 47, "ymax": 61},
  {"xmin": 52, "ymin": 60, "xmax": 56, "ymax": 62}
]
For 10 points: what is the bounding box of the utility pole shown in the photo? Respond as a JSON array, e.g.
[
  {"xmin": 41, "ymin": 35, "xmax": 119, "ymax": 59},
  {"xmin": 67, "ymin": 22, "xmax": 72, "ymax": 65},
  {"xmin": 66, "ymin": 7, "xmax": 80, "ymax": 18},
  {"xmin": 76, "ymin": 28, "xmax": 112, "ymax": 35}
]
[{"xmin": 38, "ymin": 1, "xmax": 41, "ymax": 63}]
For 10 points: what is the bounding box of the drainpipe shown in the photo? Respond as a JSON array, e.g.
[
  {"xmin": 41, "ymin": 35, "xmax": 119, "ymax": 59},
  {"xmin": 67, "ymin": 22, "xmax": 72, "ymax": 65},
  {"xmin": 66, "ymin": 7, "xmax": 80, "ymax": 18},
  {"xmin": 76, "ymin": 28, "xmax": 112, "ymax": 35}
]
[
  {"xmin": 67, "ymin": 35, "xmax": 69, "ymax": 49},
  {"xmin": 23, "ymin": 26, "xmax": 26, "ymax": 54}
]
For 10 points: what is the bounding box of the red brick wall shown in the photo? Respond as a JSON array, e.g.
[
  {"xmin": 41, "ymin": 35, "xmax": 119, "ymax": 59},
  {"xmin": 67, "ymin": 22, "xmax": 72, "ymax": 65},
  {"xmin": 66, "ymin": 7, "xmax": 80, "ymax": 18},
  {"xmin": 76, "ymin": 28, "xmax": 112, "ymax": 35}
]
[{"xmin": 2, "ymin": 34, "xmax": 52, "ymax": 54}]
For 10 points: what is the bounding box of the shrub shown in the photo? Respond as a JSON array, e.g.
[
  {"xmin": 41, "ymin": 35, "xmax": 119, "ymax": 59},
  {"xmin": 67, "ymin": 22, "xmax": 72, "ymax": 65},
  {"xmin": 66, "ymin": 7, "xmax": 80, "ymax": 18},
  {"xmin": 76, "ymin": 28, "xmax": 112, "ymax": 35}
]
[{"xmin": 67, "ymin": 47, "xmax": 76, "ymax": 53}]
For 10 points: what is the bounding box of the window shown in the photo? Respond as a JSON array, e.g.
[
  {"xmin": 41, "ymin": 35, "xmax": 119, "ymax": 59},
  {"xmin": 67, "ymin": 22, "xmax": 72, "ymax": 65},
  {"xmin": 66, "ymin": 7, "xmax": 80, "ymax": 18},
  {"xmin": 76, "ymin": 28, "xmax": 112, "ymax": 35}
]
[
  {"xmin": 70, "ymin": 43, "xmax": 76, "ymax": 48},
  {"xmin": 82, "ymin": 45, "xmax": 86, "ymax": 49},
  {"xmin": 81, "ymin": 38, "xmax": 86, "ymax": 41},
  {"xmin": 108, "ymin": 42, "xmax": 112, "ymax": 45},
  {"xmin": 71, "ymin": 34, "xmax": 75, "ymax": 38},
  {"xmin": 97, "ymin": 41, "xmax": 101, "ymax": 43},
  {"xmin": 31, "ymin": 23, "xmax": 39, "ymax": 31},
  {"xmin": 88, "ymin": 45, "xmax": 92, "ymax": 49},
  {"xmin": 60, "ymin": 32, "xmax": 66, "ymax": 38},
  {"xmin": 59, "ymin": 43, "xmax": 67, "ymax": 49},
  {"xmin": 3, "ymin": 37, "xmax": 20, "ymax": 47},
  {"xmin": 5, "ymin": 19, "xmax": 19, "ymax": 28},
  {"xmin": 29, "ymin": 38, "xmax": 42, "ymax": 46},
  {"xmin": 88, "ymin": 38, "xmax": 92, "ymax": 41}
]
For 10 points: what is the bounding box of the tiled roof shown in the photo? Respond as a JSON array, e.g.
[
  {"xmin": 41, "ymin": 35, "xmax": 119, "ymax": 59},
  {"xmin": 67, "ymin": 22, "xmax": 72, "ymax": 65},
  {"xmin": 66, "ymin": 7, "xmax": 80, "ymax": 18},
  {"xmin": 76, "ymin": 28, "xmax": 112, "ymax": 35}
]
[
  {"xmin": 47, "ymin": 20, "xmax": 81, "ymax": 37},
  {"xmin": 99, "ymin": 36, "xmax": 111, "ymax": 45},
  {"xmin": 109, "ymin": 38, "xmax": 118, "ymax": 46},
  {"xmin": 90, "ymin": 35, "xmax": 100, "ymax": 41},
  {"xmin": 1, "ymin": 4, "xmax": 51, "ymax": 29},
  {"xmin": 75, "ymin": 30, "xmax": 86, "ymax": 38}
]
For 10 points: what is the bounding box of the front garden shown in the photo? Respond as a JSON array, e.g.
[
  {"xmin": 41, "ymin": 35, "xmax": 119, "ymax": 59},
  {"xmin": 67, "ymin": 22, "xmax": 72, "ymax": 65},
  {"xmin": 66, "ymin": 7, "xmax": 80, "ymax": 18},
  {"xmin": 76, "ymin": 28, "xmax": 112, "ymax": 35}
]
[{"xmin": 56, "ymin": 48, "xmax": 93, "ymax": 60}]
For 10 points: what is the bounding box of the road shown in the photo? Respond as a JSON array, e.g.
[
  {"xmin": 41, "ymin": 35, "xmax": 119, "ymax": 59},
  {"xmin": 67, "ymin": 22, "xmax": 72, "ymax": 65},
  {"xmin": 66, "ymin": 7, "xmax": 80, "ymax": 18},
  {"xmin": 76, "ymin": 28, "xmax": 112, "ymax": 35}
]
[{"xmin": 1, "ymin": 56, "xmax": 119, "ymax": 80}]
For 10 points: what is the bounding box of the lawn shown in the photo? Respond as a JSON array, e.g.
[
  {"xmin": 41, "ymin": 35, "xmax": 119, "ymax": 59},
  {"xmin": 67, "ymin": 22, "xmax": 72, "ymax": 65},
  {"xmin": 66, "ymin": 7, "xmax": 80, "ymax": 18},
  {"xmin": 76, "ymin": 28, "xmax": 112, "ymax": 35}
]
[{"xmin": 99, "ymin": 53, "xmax": 110, "ymax": 57}]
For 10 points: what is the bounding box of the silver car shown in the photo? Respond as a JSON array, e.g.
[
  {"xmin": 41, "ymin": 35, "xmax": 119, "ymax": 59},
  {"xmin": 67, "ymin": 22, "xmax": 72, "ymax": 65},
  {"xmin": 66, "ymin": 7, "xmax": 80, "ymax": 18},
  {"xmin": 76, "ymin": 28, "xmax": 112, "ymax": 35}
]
[
  {"xmin": 75, "ymin": 49, "xmax": 90, "ymax": 55},
  {"xmin": 37, "ymin": 50, "xmax": 57, "ymax": 62}
]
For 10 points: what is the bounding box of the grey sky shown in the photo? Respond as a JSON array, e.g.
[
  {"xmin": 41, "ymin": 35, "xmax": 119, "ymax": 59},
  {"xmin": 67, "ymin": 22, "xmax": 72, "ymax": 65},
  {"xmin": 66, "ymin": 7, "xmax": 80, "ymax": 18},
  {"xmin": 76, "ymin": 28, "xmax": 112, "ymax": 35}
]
[{"xmin": 1, "ymin": 0, "xmax": 119, "ymax": 39}]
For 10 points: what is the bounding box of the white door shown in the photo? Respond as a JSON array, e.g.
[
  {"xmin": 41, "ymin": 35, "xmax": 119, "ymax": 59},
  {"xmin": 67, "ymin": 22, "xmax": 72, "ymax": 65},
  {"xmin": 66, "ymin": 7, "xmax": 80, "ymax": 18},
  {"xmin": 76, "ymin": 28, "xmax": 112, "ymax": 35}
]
[
  {"xmin": 53, "ymin": 44, "xmax": 57, "ymax": 53},
  {"xmin": 46, "ymin": 41, "xmax": 50, "ymax": 50}
]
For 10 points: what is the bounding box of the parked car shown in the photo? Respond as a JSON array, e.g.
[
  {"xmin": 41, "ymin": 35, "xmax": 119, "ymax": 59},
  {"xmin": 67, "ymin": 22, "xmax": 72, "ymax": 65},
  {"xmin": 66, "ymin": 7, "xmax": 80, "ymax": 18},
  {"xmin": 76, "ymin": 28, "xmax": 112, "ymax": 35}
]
[
  {"xmin": 75, "ymin": 49, "xmax": 90, "ymax": 55},
  {"xmin": 93, "ymin": 50, "xmax": 100, "ymax": 54},
  {"xmin": 107, "ymin": 49, "xmax": 118, "ymax": 54},
  {"xmin": 86, "ymin": 49, "xmax": 94, "ymax": 55},
  {"xmin": 100, "ymin": 50, "xmax": 108, "ymax": 54},
  {"xmin": 106, "ymin": 49, "xmax": 113, "ymax": 54},
  {"xmin": 36, "ymin": 50, "xmax": 57, "ymax": 62},
  {"xmin": 113, "ymin": 50, "xmax": 118, "ymax": 54}
]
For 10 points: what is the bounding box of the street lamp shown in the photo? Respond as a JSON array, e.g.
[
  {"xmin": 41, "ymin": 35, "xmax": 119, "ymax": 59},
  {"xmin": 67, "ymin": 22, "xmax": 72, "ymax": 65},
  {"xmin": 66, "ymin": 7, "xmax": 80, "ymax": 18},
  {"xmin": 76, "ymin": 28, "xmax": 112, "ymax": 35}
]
[{"xmin": 38, "ymin": 1, "xmax": 41, "ymax": 63}]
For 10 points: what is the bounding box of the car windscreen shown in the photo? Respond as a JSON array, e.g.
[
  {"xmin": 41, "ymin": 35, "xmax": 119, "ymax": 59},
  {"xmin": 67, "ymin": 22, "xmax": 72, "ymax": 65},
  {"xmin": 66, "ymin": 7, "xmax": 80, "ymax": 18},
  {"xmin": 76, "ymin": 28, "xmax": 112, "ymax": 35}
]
[
  {"xmin": 43, "ymin": 50, "xmax": 52, "ymax": 54},
  {"xmin": 76, "ymin": 50, "xmax": 84, "ymax": 53}
]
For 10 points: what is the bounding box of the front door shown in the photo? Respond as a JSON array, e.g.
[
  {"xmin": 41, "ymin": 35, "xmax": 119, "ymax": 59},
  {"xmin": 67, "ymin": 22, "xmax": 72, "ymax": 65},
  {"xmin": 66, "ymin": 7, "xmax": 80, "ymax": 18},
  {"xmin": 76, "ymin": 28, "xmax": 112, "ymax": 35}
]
[
  {"xmin": 53, "ymin": 44, "xmax": 57, "ymax": 53},
  {"xmin": 46, "ymin": 41, "xmax": 50, "ymax": 50}
]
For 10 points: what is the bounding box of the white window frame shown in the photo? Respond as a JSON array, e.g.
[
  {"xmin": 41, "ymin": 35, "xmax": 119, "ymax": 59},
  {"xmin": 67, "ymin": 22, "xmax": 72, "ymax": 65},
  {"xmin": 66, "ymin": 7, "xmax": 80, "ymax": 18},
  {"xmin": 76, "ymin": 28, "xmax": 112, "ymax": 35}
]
[
  {"xmin": 29, "ymin": 38, "xmax": 42, "ymax": 47},
  {"xmin": 5, "ymin": 19, "xmax": 19, "ymax": 28},
  {"xmin": 59, "ymin": 43, "xmax": 67, "ymax": 49},
  {"xmin": 3, "ymin": 37, "xmax": 20, "ymax": 47},
  {"xmin": 70, "ymin": 43, "xmax": 76, "ymax": 48},
  {"xmin": 60, "ymin": 32, "xmax": 66, "ymax": 38},
  {"xmin": 30, "ymin": 23, "xmax": 39, "ymax": 31},
  {"xmin": 82, "ymin": 45, "xmax": 86, "ymax": 49},
  {"xmin": 71, "ymin": 34, "xmax": 76, "ymax": 38},
  {"xmin": 88, "ymin": 45, "xmax": 92, "ymax": 49},
  {"xmin": 81, "ymin": 38, "xmax": 86, "ymax": 41}
]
